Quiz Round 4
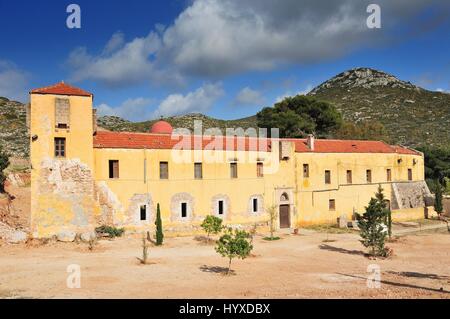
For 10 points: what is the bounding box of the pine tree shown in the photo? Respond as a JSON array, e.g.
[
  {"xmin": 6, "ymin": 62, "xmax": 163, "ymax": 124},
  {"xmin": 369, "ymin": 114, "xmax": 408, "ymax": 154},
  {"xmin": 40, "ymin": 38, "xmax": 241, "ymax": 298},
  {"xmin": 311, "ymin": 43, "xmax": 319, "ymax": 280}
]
[
  {"xmin": 356, "ymin": 187, "xmax": 389, "ymax": 257},
  {"xmin": 155, "ymin": 203, "xmax": 164, "ymax": 245},
  {"xmin": 0, "ymin": 146, "xmax": 9, "ymax": 193},
  {"xmin": 376, "ymin": 185, "xmax": 392, "ymax": 239},
  {"xmin": 434, "ymin": 180, "xmax": 444, "ymax": 216}
]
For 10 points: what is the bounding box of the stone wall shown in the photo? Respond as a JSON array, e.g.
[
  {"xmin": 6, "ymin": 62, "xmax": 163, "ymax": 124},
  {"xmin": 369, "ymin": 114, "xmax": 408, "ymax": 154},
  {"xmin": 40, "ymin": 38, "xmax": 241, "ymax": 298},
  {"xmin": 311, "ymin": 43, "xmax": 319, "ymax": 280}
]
[{"xmin": 391, "ymin": 181, "xmax": 431, "ymax": 210}]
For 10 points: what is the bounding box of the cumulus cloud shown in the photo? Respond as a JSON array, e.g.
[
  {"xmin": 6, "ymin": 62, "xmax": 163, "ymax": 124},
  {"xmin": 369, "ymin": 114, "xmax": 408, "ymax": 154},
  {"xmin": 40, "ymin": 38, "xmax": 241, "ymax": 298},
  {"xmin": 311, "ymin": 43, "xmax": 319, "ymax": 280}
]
[
  {"xmin": 66, "ymin": 0, "xmax": 449, "ymax": 87},
  {"xmin": 96, "ymin": 97, "xmax": 154, "ymax": 121},
  {"xmin": 0, "ymin": 60, "xmax": 29, "ymax": 102},
  {"xmin": 234, "ymin": 87, "xmax": 265, "ymax": 106},
  {"xmin": 153, "ymin": 83, "xmax": 224, "ymax": 117}
]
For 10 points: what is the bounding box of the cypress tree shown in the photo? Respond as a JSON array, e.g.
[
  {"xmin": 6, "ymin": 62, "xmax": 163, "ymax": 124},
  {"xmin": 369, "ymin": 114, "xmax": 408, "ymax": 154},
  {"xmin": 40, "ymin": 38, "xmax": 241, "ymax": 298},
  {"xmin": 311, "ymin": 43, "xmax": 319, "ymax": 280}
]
[
  {"xmin": 155, "ymin": 203, "xmax": 164, "ymax": 245},
  {"xmin": 434, "ymin": 180, "xmax": 444, "ymax": 216}
]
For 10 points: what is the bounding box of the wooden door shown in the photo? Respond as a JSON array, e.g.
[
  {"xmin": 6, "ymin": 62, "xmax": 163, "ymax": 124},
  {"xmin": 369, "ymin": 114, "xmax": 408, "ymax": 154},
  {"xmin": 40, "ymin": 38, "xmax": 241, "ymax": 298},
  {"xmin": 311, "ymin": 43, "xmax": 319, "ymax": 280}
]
[{"xmin": 279, "ymin": 205, "xmax": 290, "ymax": 228}]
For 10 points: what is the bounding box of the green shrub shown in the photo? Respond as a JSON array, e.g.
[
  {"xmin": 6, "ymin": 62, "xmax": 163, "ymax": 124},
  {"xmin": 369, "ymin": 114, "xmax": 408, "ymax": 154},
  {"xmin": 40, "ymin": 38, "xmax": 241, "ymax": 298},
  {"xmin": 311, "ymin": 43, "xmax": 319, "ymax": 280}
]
[
  {"xmin": 200, "ymin": 215, "xmax": 223, "ymax": 238},
  {"xmin": 215, "ymin": 227, "xmax": 253, "ymax": 275},
  {"xmin": 95, "ymin": 225, "xmax": 125, "ymax": 238}
]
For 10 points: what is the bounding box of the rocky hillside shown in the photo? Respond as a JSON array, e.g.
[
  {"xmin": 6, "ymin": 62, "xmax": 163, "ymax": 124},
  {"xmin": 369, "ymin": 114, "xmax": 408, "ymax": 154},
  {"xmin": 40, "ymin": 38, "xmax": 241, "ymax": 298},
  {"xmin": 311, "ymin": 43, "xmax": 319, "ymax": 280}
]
[
  {"xmin": 0, "ymin": 97, "xmax": 28, "ymax": 157},
  {"xmin": 97, "ymin": 113, "xmax": 258, "ymax": 133},
  {"xmin": 309, "ymin": 67, "xmax": 450, "ymax": 147}
]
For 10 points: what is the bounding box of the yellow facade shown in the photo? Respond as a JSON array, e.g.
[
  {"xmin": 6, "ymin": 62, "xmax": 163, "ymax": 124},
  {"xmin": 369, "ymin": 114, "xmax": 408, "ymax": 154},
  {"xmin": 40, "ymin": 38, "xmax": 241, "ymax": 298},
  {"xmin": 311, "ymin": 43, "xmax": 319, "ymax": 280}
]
[{"xmin": 29, "ymin": 85, "xmax": 432, "ymax": 238}]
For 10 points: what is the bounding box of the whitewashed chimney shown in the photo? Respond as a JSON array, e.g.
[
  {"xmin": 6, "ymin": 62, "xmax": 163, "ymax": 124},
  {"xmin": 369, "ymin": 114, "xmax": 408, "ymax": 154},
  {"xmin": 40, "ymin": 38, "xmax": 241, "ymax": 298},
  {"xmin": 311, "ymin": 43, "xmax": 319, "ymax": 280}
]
[{"xmin": 307, "ymin": 134, "xmax": 315, "ymax": 151}]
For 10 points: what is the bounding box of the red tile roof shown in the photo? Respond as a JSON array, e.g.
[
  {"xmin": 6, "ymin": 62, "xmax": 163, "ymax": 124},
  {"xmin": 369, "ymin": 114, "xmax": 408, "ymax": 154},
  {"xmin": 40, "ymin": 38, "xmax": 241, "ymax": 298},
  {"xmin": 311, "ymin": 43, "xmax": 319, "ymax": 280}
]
[
  {"xmin": 30, "ymin": 82, "xmax": 93, "ymax": 97},
  {"xmin": 93, "ymin": 131, "xmax": 421, "ymax": 155}
]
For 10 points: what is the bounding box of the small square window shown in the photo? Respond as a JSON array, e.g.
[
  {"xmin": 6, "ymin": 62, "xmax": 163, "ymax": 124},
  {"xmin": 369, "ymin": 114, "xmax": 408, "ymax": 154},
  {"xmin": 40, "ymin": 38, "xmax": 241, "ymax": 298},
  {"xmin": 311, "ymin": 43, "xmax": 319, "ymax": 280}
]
[
  {"xmin": 366, "ymin": 170, "xmax": 372, "ymax": 183},
  {"xmin": 257, "ymin": 162, "xmax": 264, "ymax": 178},
  {"xmin": 303, "ymin": 164, "xmax": 309, "ymax": 178},
  {"xmin": 109, "ymin": 160, "xmax": 119, "ymax": 179},
  {"xmin": 329, "ymin": 199, "xmax": 336, "ymax": 211}
]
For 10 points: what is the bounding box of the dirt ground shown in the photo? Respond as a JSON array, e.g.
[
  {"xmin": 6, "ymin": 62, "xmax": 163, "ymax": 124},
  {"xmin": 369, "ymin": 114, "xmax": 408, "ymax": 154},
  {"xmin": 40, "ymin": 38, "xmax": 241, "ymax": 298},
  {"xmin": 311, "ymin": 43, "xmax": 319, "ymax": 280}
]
[{"xmin": 0, "ymin": 226, "xmax": 449, "ymax": 299}]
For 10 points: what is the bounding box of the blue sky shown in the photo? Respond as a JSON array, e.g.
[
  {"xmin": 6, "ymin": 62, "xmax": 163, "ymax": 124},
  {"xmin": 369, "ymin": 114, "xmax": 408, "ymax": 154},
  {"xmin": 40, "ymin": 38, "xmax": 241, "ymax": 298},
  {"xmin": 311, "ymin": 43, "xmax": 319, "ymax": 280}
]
[{"xmin": 0, "ymin": 0, "xmax": 449, "ymax": 121}]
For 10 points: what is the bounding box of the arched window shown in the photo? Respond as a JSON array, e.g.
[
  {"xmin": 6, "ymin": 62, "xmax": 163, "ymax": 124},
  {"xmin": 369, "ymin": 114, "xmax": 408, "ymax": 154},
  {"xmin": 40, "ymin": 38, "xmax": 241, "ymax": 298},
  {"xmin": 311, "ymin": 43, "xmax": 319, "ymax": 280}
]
[{"xmin": 280, "ymin": 193, "xmax": 289, "ymax": 202}]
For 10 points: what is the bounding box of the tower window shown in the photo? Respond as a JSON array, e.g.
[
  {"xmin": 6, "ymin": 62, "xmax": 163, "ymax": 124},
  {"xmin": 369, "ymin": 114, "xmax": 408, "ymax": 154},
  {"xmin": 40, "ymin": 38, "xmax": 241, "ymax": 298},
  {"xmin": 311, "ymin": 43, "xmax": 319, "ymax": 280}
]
[
  {"xmin": 109, "ymin": 160, "xmax": 119, "ymax": 179},
  {"xmin": 140, "ymin": 205, "xmax": 147, "ymax": 221},
  {"xmin": 55, "ymin": 98, "xmax": 70, "ymax": 129},
  {"xmin": 54, "ymin": 137, "xmax": 66, "ymax": 158}
]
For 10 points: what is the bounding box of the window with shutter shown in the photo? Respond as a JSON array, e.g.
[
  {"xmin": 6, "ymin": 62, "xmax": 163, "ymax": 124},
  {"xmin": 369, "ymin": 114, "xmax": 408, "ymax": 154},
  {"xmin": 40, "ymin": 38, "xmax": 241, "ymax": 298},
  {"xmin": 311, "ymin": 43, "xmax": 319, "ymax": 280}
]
[
  {"xmin": 257, "ymin": 162, "xmax": 263, "ymax": 177},
  {"xmin": 230, "ymin": 163, "xmax": 238, "ymax": 178},
  {"xmin": 55, "ymin": 98, "xmax": 70, "ymax": 129},
  {"xmin": 325, "ymin": 170, "xmax": 331, "ymax": 184}
]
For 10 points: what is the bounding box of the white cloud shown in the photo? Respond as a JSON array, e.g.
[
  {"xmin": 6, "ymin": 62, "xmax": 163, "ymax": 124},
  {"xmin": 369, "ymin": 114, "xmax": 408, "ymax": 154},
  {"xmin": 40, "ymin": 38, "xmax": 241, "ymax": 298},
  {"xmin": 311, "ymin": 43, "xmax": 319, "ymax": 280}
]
[
  {"xmin": 153, "ymin": 83, "xmax": 224, "ymax": 117},
  {"xmin": 0, "ymin": 60, "xmax": 29, "ymax": 102},
  {"xmin": 96, "ymin": 97, "xmax": 154, "ymax": 121},
  {"xmin": 234, "ymin": 87, "xmax": 265, "ymax": 106},
  {"xmin": 275, "ymin": 84, "xmax": 313, "ymax": 103},
  {"xmin": 436, "ymin": 88, "xmax": 449, "ymax": 93},
  {"xmin": 66, "ymin": 0, "xmax": 446, "ymax": 87}
]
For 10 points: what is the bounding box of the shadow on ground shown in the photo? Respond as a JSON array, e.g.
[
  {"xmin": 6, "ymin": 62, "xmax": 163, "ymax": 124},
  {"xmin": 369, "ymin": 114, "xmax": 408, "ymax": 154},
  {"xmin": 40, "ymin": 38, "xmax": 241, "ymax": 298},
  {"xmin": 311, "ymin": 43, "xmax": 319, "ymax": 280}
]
[
  {"xmin": 337, "ymin": 273, "xmax": 450, "ymax": 294},
  {"xmin": 319, "ymin": 244, "xmax": 365, "ymax": 256},
  {"xmin": 387, "ymin": 271, "xmax": 450, "ymax": 281},
  {"xmin": 200, "ymin": 265, "xmax": 236, "ymax": 276}
]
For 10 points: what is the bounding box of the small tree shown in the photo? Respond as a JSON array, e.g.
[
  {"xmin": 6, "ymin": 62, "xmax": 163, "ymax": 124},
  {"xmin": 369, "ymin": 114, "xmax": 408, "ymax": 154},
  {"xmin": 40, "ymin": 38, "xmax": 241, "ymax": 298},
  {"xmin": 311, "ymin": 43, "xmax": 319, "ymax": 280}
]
[
  {"xmin": 215, "ymin": 227, "xmax": 253, "ymax": 275},
  {"xmin": 200, "ymin": 215, "xmax": 223, "ymax": 239},
  {"xmin": 375, "ymin": 185, "xmax": 392, "ymax": 239},
  {"xmin": 267, "ymin": 205, "xmax": 278, "ymax": 240},
  {"xmin": 356, "ymin": 197, "xmax": 388, "ymax": 257},
  {"xmin": 0, "ymin": 146, "xmax": 10, "ymax": 193},
  {"xmin": 155, "ymin": 203, "xmax": 164, "ymax": 246},
  {"xmin": 434, "ymin": 180, "xmax": 444, "ymax": 216}
]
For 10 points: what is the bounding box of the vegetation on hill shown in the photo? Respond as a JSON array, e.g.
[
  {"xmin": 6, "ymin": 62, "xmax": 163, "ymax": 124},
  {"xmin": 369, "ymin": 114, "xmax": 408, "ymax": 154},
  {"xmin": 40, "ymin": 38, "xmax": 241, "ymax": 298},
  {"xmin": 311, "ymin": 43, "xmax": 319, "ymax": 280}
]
[
  {"xmin": 309, "ymin": 68, "xmax": 450, "ymax": 148},
  {"xmin": 0, "ymin": 97, "xmax": 28, "ymax": 158},
  {"xmin": 256, "ymin": 95, "xmax": 342, "ymax": 138}
]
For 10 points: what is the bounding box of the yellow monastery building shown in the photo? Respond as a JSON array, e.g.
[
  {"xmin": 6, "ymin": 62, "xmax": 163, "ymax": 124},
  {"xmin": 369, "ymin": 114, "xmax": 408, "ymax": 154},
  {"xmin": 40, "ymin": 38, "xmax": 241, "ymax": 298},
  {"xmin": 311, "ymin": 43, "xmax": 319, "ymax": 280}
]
[{"xmin": 28, "ymin": 82, "xmax": 433, "ymax": 238}]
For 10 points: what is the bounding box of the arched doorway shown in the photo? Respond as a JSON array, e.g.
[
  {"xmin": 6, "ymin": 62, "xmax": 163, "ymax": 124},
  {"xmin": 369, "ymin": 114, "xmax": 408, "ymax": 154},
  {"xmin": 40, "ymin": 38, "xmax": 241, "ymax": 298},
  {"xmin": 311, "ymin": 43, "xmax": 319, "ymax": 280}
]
[{"xmin": 279, "ymin": 193, "xmax": 290, "ymax": 228}]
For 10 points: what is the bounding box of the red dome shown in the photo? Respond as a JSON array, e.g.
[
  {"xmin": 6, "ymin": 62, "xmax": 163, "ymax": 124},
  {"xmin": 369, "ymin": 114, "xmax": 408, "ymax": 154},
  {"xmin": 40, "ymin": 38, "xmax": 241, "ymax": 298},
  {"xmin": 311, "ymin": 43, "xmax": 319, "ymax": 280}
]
[{"xmin": 151, "ymin": 120, "xmax": 173, "ymax": 134}]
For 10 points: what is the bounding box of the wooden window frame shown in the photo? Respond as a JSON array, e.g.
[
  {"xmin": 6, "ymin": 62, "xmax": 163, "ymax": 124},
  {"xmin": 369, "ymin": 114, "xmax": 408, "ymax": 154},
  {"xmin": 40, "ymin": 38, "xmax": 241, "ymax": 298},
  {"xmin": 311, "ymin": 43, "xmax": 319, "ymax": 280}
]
[
  {"xmin": 346, "ymin": 170, "xmax": 352, "ymax": 184},
  {"xmin": 387, "ymin": 169, "xmax": 392, "ymax": 182},
  {"xmin": 54, "ymin": 137, "xmax": 66, "ymax": 158},
  {"xmin": 257, "ymin": 162, "xmax": 264, "ymax": 178},
  {"xmin": 230, "ymin": 162, "xmax": 238, "ymax": 179},
  {"xmin": 325, "ymin": 170, "xmax": 331, "ymax": 184},
  {"xmin": 329, "ymin": 199, "xmax": 336, "ymax": 211},
  {"xmin": 194, "ymin": 162, "xmax": 203, "ymax": 179},
  {"xmin": 366, "ymin": 169, "xmax": 372, "ymax": 183}
]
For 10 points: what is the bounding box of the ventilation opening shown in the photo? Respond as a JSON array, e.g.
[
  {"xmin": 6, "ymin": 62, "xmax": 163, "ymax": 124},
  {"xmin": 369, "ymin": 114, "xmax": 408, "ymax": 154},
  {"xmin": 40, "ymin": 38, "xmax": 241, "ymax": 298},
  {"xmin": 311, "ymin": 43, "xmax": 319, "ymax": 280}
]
[
  {"xmin": 140, "ymin": 205, "xmax": 147, "ymax": 221},
  {"xmin": 218, "ymin": 200, "xmax": 224, "ymax": 215},
  {"xmin": 181, "ymin": 202, "xmax": 187, "ymax": 218}
]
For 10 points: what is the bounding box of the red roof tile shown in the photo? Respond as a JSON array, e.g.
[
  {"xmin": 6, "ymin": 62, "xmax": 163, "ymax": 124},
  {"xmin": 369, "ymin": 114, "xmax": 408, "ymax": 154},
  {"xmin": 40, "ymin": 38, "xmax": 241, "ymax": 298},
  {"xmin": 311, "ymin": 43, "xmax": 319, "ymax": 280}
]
[
  {"xmin": 93, "ymin": 131, "xmax": 421, "ymax": 155},
  {"xmin": 30, "ymin": 82, "xmax": 93, "ymax": 97}
]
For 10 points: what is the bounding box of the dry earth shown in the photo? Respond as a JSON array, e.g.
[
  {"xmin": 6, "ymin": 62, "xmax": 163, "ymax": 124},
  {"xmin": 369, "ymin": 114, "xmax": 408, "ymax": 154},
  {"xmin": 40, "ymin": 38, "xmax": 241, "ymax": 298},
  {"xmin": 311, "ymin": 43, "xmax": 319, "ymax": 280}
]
[{"xmin": 0, "ymin": 227, "xmax": 449, "ymax": 299}]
